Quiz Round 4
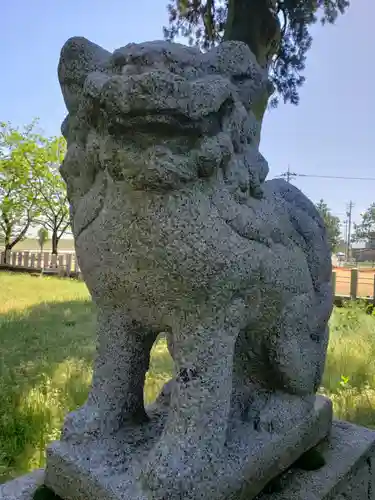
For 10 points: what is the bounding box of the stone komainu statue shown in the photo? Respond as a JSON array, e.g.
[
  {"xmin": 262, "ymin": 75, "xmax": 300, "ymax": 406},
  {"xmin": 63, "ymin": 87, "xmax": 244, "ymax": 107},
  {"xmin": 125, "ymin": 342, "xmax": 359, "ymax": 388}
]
[{"xmin": 53, "ymin": 36, "xmax": 333, "ymax": 500}]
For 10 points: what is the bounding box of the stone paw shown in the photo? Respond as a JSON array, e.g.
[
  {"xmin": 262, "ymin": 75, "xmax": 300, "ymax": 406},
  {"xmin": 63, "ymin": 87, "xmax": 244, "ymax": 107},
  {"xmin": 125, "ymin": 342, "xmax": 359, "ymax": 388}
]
[
  {"xmin": 139, "ymin": 444, "xmax": 218, "ymax": 500},
  {"xmin": 249, "ymin": 403, "xmax": 286, "ymax": 434},
  {"xmin": 139, "ymin": 452, "xmax": 189, "ymax": 499},
  {"xmin": 251, "ymin": 412, "xmax": 275, "ymax": 434},
  {"xmin": 252, "ymin": 396, "xmax": 312, "ymax": 435},
  {"xmin": 61, "ymin": 404, "xmax": 123, "ymax": 440}
]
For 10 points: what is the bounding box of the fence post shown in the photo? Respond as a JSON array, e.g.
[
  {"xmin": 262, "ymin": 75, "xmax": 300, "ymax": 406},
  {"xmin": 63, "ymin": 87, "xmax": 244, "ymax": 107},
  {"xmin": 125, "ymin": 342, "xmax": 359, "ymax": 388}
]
[
  {"xmin": 332, "ymin": 271, "xmax": 336, "ymax": 298},
  {"xmin": 36, "ymin": 252, "xmax": 42, "ymax": 269},
  {"xmin": 43, "ymin": 252, "xmax": 49, "ymax": 269},
  {"xmin": 373, "ymin": 275, "xmax": 375, "ymax": 306},
  {"xmin": 58, "ymin": 255, "xmax": 64, "ymax": 275},
  {"xmin": 66, "ymin": 254, "xmax": 72, "ymax": 277},
  {"xmin": 23, "ymin": 251, "xmax": 30, "ymax": 268},
  {"xmin": 350, "ymin": 268, "xmax": 358, "ymax": 300},
  {"xmin": 17, "ymin": 252, "xmax": 23, "ymax": 267},
  {"xmin": 51, "ymin": 254, "xmax": 57, "ymax": 268}
]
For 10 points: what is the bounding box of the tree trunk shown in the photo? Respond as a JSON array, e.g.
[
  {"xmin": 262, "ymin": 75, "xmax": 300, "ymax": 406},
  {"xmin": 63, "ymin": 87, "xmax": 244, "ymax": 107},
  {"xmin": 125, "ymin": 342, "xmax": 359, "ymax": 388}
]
[
  {"xmin": 2, "ymin": 246, "xmax": 9, "ymax": 264},
  {"xmin": 3, "ymin": 225, "xmax": 12, "ymax": 263},
  {"xmin": 1, "ymin": 212, "xmax": 31, "ymax": 263},
  {"xmin": 52, "ymin": 230, "xmax": 58, "ymax": 256},
  {"xmin": 4, "ymin": 222, "xmax": 30, "ymax": 262},
  {"xmin": 2, "ymin": 220, "xmax": 30, "ymax": 263},
  {"xmin": 224, "ymin": 0, "xmax": 280, "ymax": 142}
]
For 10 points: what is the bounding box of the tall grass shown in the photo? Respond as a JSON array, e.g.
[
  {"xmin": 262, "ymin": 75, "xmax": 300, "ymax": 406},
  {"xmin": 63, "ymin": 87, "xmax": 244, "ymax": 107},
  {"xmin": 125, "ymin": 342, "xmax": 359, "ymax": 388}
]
[
  {"xmin": 321, "ymin": 300, "xmax": 375, "ymax": 427},
  {"xmin": 0, "ymin": 273, "xmax": 173, "ymax": 482},
  {"xmin": 0, "ymin": 272, "xmax": 374, "ymax": 482}
]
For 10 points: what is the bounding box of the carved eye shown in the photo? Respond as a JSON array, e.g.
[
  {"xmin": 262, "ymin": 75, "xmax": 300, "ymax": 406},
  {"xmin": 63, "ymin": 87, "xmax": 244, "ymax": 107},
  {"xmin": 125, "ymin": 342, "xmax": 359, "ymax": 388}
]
[
  {"xmin": 111, "ymin": 51, "xmax": 127, "ymax": 68},
  {"xmin": 231, "ymin": 73, "xmax": 250, "ymax": 83}
]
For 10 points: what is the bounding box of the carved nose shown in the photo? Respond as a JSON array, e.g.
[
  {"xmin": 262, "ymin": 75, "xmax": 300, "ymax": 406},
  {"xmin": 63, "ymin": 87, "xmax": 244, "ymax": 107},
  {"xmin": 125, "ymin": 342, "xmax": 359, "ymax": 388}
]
[{"xmin": 83, "ymin": 71, "xmax": 111, "ymax": 100}]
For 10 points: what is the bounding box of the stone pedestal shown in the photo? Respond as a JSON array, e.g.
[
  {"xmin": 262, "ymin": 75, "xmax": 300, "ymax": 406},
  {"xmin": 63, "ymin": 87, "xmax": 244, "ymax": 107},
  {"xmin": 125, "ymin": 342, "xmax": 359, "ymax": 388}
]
[
  {"xmin": 43, "ymin": 396, "xmax": 332, "ymax": 500},
  {"xmin": 1, "ymin": 420, "xmax": 375, "ymax": 500},
  {"xmin": 256, "ymin": 420, "xmax": 375, "ymax": 500},
  {"xmin": 0, "ymin": 470, "xmax": 44, "ymax": 500}
]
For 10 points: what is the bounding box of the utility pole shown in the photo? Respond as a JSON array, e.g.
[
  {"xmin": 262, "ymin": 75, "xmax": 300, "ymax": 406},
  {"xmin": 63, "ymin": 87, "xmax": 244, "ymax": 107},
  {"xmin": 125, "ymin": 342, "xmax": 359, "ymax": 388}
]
[
  {"xmin": 346, "ymin": 201, "xmax": 354, "ymax": 260},
  {"xmin": 286, "ymin": 165, "xmax": 292, "ymax": 182},
  {"xmin": 281, "ymin": 165, "xmax": 297, "ymax": 183},
  {"xmin": 343, "ymin": 219, "xmax": 348, "ymax": 249}
]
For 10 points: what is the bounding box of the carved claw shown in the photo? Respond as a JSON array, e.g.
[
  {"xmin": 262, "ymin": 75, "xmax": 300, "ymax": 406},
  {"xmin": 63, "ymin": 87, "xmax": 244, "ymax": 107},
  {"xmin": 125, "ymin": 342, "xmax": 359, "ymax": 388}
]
[
  {"xmin": 139, "ymin": 444, "xmax": 218, "ymax": 500},
  {"xmin": 62, "ymin": 404, "xmax": 126, "ymax": 440},
  {"xmin": 62, "ymin": 406, "xmax": 109, "ymax": 440}
]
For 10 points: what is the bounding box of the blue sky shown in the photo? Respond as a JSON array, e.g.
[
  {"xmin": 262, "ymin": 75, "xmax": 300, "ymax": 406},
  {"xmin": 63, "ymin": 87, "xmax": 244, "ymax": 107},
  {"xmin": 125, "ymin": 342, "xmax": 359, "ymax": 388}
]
[{"xmin": 1, "ymin": 0, "xmax": 374, "ymax": 231}]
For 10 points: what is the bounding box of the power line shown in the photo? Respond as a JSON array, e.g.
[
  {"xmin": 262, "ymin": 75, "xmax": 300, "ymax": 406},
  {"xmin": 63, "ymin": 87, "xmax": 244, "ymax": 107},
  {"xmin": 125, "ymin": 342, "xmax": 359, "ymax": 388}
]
[
  {"xmin": 278, "ymin": 171, "xmax": 375, "ymax": 182},
  {"xmin": 278, "ymin": 169, "xmax": 361, "ymax": 253},
  {"xmin": 298, "ymin": 174, "xmax": 375, "ymax": 181}
]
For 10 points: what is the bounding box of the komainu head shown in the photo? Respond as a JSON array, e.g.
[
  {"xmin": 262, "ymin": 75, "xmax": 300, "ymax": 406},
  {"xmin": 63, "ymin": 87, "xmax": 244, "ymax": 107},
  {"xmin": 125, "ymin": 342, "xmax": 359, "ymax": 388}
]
[{"xmin": 58, "ymin": 37, "xmax": 270, "ymax": 222}]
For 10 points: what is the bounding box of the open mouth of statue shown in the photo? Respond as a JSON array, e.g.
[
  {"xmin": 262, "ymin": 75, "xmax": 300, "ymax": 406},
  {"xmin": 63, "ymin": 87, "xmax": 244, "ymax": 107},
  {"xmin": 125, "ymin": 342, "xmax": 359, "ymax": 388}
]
[
  {"xmin": 97, "ymin": 103, "xmax": 228, "ymax": 141},
  {"xmin": 86, "ymin": 70, "xmax": 236, "ymax": 140},
  {"xmin": 105, "ymin": 110, "xmax": 204, "ymax": 138}
]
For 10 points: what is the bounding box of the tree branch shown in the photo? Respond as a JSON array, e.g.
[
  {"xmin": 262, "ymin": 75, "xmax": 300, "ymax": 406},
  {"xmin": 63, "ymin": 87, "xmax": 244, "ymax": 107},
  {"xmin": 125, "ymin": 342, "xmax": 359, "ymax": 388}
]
[
  {"xmin": 8, "ymin": 216, "xmax": 31, "ymax": 249},
  {"xmin": 58, "ymin": 221, "xmax": 70, "ymax": 239},
  {"xmin": 35, "ymin": 178, "xmax": 56, "ymax": 215}
]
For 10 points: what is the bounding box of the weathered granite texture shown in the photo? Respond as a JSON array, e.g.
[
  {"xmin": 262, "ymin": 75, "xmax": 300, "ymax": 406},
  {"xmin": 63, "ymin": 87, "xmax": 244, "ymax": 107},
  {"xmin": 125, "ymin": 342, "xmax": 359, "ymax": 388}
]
[
  {"xmin": 45, "ymin": 396, "xmax": 332, "ymax": 500},
  {"xmin": 49, "ymin": 36, "xmax": 334, "ymax": 500},
  {"xmin": 0, "ymin": 470, "xmax": 45, "ymax": 500},
  {"xmin": 256, "ymin": 420, "xmax": 375, "ymax": 500},
  {"xmin": 2, "ymin": 421, "xmax": 375, "ymax": 500}
]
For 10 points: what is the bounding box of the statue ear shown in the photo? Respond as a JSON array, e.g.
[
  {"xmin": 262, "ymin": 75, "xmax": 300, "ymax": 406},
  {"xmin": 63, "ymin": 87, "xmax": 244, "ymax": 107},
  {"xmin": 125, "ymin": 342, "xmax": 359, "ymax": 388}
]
[{"xmin": 58, "ymin": 36, "xmax": 111, "ymax": 114}]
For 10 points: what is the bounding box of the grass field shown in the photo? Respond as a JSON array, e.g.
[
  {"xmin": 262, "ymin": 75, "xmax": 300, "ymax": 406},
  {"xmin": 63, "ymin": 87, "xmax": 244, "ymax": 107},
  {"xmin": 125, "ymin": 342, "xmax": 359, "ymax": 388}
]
[{"xmin": 0, "ymin": 272, "xmax": 375, "ymax": 483}]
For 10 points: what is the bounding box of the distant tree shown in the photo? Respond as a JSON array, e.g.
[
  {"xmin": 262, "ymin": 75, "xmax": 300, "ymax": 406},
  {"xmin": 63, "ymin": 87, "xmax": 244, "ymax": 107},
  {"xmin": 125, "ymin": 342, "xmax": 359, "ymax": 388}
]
[
  {"xmin": 0, "ymin": 120, "xmax": 42, "ymax": 262},
  {"xmin": 0, "ymin": 121, "xmax": 70, "ymax": 262},
  {"xmin": 336, "ymin": 238, "xmax": 347, "ymax": 254},
  {"xmin": 37, "ymin": 227, "xmax": 49, "ymax": 252},
  {"xmin": 352, "ymin": 203, "xmax": 375, "ymax": 244},
  {"xmin": 315, "ymin": 199, "xmax": 341, "ymax": 252},
  {"xmin": 34, "ymin": 136, "xmax": 70, "ymax": 255},
  {"xmin": 164, "ymin": 0, "xmax": 350, "ymax": 141}
]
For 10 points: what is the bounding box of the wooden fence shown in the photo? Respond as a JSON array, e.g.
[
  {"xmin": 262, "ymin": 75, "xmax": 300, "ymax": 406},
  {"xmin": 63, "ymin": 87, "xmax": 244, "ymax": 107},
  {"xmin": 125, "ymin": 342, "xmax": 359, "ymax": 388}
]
[
  {"xmin": 0, "ymin": 251, "xmax": 81, "ymax": 277},
  {"xmin": 332, "ymin": 268, "xmax": 375, "ymax": 302},
  {"xmin": 1, "ymin": 252, "xmax": 375, "ymax": 301}
]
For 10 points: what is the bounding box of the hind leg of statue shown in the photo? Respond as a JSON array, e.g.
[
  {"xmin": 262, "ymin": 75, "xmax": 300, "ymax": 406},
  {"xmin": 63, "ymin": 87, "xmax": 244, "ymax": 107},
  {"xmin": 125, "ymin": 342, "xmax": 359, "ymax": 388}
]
[{"xmin": 253, "ymin": 292, "xmax": 331, "ymax": 435}]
